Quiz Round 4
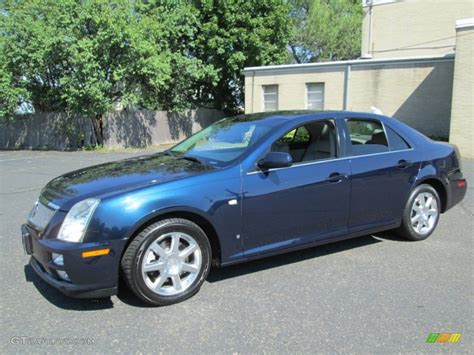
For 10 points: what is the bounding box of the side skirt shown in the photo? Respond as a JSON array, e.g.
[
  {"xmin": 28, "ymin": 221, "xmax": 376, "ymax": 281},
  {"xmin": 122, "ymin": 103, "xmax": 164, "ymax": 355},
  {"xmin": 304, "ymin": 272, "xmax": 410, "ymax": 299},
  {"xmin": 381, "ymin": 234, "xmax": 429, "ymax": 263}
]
[{"xmin": 219, "ymin": 222, "xmax": 400, "ymax": 267}]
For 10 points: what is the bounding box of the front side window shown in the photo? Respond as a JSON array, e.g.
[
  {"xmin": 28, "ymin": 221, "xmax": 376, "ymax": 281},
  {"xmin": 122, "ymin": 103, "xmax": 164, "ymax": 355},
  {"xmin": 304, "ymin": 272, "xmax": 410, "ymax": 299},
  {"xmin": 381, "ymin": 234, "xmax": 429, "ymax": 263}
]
[
  {"xmin": 347, "ymin": 119, "xmax": 389, "ymax": 156},
  {"xmin": 306, "ymin": 83, "xmax": 324, "ymax": 110},
  {"xmin": 280, "ymin": 126, "xmax": 311, "ymax": 144},
  {"xmin": 262, "ymin": 85, "xmax": 278, "ymax": 112},
  {"xmin": 272, "ymin": 120, "xmax": 337, "ymax": 164}
]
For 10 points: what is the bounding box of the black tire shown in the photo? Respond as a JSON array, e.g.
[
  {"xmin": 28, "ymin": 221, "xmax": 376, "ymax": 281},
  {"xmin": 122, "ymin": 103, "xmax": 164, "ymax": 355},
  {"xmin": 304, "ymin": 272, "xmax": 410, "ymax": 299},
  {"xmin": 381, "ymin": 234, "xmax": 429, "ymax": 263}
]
[
  {"xmin": 397, "ymin": 184, "xmax": 441, "ymax": 241},
  {"xmin": 121, "ymin": 218, "xmax": 211, "ymax": 306}
]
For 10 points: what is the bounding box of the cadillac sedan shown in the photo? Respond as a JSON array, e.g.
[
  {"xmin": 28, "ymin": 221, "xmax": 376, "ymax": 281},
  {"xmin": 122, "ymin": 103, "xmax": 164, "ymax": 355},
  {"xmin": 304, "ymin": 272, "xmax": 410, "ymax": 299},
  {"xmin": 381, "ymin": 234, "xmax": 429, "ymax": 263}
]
[{"xmin": 22, "ymin": 111, "xmax": 467, "ymax": 305}]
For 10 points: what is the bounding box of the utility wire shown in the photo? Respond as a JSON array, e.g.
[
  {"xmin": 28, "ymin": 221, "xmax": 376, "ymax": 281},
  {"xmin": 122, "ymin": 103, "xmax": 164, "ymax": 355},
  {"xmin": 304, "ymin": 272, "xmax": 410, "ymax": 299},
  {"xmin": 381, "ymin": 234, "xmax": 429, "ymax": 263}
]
[{"xmin": 372, "ymin": 31, "xmax": 473, "ymax": 53}]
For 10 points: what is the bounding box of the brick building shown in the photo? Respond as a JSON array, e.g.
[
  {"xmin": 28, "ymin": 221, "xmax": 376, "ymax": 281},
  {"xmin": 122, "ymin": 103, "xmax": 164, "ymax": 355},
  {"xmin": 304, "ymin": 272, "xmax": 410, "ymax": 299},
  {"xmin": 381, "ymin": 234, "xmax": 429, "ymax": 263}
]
[{"xmin": 244, "ymin": 0, "xmax": 473, "ymax": 158}]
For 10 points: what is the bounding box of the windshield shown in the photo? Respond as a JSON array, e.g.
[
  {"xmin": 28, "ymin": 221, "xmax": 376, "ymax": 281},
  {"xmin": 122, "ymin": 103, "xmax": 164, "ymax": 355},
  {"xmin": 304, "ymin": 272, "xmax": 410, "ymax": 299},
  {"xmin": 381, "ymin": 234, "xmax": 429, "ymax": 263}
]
[{"xmin": 170, "ymin": 117, "xmax": 272, "ymax": 167}]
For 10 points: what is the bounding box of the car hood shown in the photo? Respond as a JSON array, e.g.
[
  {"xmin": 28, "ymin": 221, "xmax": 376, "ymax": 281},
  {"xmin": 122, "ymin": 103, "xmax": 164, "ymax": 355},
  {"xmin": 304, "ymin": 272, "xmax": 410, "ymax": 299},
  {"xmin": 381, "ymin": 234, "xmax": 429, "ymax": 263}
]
[{"xmin": 41, "ymin": 153, "xmax": 210, "ymax": 210}]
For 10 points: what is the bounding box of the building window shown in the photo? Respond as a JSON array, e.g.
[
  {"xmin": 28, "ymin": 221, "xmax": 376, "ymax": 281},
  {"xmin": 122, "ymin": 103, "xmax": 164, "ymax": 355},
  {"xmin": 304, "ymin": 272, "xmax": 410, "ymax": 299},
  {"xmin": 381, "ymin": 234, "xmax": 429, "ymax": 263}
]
[
  {"xmin": 262, "ymin": 85, "xmax": 278, "ymax": 111},
  {"xmin": 306, "ymin": 83, "xmax": 324, "ymax": 110}
]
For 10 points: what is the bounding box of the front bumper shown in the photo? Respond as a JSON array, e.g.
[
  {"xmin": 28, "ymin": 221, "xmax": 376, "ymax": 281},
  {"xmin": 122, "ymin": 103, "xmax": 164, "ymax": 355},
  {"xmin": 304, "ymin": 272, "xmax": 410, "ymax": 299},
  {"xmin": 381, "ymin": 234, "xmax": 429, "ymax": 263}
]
[
  {"xmin": 22, "ymin": 224, "xmax": 124, "ymax": 298},
  {"xmin": 29, "ymin": 257, "xmax": 117, "ymax": 298}
]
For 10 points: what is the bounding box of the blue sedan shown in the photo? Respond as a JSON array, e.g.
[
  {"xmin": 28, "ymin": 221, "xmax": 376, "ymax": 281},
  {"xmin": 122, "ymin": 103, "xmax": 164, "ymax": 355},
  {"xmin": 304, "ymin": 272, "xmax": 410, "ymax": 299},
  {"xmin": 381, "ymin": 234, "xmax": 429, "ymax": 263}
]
[{"xmin": 22, "ymin": 111, "xmax": 467, "ymax": 305}]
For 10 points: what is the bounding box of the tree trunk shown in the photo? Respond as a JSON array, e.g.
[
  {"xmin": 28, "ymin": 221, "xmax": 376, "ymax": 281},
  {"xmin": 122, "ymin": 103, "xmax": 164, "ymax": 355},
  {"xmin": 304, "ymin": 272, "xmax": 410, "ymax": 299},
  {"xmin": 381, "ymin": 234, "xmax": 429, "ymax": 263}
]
[{"xmin": 90, "ymin": 114, "xmax": 104, "ymax": 146}]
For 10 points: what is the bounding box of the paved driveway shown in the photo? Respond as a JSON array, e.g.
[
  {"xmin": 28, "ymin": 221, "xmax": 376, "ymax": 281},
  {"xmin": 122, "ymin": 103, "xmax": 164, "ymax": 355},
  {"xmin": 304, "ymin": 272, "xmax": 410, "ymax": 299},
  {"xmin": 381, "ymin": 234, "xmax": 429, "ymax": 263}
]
[{"xmin": 1, "ymin": 151, "xmax": 472, "ymax": 353}]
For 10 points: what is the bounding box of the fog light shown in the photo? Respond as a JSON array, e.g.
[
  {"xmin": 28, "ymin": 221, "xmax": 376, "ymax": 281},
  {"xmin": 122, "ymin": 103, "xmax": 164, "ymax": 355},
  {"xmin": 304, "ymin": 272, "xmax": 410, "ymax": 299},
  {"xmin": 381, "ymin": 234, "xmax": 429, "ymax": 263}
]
[
  {"xmin": 52, "ymin": 252, "xmax": 64, "ymax": 266},
  {"xmin": 56, "ymin": 270, "xmax": 70, "ymax": 282}
]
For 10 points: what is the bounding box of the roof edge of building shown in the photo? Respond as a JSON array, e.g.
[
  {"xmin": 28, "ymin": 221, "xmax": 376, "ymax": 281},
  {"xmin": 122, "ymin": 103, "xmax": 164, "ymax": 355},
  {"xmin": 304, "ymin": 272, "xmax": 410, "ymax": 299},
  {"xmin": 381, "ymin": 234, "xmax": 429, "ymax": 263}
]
[
  {"xmin": 456, "ymin": 18, "xmax": 474, "ymax": 29},
  {"xmin": 243, "ymin": 53, "xmax": 455, "ymax": 74}
]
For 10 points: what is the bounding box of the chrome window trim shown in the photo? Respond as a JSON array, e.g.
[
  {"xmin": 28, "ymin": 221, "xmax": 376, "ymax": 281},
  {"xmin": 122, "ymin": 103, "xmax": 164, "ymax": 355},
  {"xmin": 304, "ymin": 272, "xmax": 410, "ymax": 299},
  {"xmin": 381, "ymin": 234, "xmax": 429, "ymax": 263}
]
[{"xmin": 246, "ymin": 147, "xmax": 414, "ymax": 176}]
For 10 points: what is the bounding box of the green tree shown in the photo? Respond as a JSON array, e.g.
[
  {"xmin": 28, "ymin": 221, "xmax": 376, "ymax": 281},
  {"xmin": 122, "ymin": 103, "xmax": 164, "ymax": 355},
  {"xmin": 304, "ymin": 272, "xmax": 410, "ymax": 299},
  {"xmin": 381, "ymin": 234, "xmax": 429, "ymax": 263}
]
[
  {"xmin": 0, "ymin": 0, "xmax": 292, "ymax": 140},
  {"xmin": 0, "ymin": 63, "xmax": 30, "ymax": 120},
  {"xmin": 193, "ymin": 0, "xmax": 292, "ymax": 112},
  {"xmin": 0, "ymin": 0, "xmax": 215, "ymax": 144},
  {"xmin": 289, "ymin": 0, "xmax": 363, "ymax": 63}
]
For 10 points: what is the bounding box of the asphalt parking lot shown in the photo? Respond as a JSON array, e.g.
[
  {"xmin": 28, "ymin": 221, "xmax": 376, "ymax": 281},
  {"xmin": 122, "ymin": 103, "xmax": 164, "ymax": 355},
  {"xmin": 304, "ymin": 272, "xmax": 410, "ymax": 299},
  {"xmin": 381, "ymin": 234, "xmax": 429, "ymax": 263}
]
[{"xmin": 0, "ymin": 150, "xmax": 472, "ymax": 353}]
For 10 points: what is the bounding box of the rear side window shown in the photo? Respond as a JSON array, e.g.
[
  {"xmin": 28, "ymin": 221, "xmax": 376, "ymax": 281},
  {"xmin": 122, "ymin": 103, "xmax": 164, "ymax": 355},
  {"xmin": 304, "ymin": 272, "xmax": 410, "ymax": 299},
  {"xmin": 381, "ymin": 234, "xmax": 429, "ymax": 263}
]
[
  {"xmin": 346, "ymin": 119, "xmax": 389, "ymax": 156},
  {"xmin": 385, "ymin": 125, "xmax": 411, "ymax": 151}
]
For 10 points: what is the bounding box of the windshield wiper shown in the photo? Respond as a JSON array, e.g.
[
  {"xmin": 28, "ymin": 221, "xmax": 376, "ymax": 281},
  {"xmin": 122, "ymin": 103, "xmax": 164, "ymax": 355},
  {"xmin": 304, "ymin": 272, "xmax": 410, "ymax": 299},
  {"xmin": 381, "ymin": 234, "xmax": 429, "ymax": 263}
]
[
  {"xmin": 180, "ymin": 155, "xmax": 206, "ymax": 167},
  {"xmin": 165, "ymin": 150, "xmax": 208, "ymax": 168}
]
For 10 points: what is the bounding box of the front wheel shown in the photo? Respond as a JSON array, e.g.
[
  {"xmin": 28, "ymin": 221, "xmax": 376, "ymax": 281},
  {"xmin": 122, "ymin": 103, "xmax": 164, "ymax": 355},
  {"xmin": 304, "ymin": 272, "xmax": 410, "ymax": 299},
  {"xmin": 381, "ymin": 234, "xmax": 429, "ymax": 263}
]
[
  {"xmin": 397, "ymin": 184, "xmax": 441, "ymax": 241},
  {"xmin": 121, "ymin": 218, "xmax": 212, "ymax": 306}
]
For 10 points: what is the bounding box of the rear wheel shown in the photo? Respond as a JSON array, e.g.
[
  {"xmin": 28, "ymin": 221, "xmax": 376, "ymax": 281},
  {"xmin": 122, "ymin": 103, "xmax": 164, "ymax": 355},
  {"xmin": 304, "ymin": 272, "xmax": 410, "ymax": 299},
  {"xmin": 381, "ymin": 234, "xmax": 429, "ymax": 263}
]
[
  {"xmin": 397, "ymin": 184, "xmax": 440, "ymax": 241},
  {"xmin": 121, "ymin": 218, "xmax": 211, "ymax": 306}
]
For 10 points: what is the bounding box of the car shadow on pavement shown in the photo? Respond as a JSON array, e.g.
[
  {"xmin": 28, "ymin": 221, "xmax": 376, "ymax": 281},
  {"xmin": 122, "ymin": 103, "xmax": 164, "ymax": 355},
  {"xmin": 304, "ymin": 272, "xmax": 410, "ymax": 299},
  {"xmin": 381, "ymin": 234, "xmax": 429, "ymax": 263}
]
[
  {"xmin": 116, "ymin": 283, "xmax": 160, "ymax": 308},
  {"xmin": 23, "ymin": 265, "xmax": 114, "ymax": 311},
  {"xmin": 207, "ymin": 233, "xmax": 388, "ymax": 283},
  {"xmin": 23, "ymin": 232, "xmax": 403, "ymax": 310}
]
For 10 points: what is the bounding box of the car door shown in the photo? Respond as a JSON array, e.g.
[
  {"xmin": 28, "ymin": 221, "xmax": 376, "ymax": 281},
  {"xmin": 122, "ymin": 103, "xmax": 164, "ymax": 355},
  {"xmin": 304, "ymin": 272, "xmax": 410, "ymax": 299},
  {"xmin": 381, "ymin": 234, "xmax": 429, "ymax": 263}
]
[
  {"xmin": 344, "ymin": 117, "xmax": 420, "ymax": 232},
  {"xmin": 241, "ymin": 119, "xmax": 351, "ymax": 258}
]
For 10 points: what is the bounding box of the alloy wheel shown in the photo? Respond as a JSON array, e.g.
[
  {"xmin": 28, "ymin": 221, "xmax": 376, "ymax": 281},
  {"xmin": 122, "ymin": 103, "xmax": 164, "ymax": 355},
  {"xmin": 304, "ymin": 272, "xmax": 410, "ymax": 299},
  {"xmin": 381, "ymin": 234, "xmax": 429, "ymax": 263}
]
[
  {"xmin": 141, "ymin": 232, "xmax": 202, "ymax": 296},
  {"xmin": 410, "ymin": 192, "xmax": 439, "ymax": 235}
]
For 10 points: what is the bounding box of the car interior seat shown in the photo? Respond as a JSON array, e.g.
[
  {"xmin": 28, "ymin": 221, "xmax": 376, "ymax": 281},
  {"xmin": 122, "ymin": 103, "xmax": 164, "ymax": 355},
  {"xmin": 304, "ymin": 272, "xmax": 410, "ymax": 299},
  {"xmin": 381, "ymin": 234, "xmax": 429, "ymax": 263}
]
[
  {"xmin": 302, "ymin": 124, "xmax": 335, "ymax": 161},
  {"xmin": 367, "ymin": 131, "xmax": 388, "ymax": 146}
]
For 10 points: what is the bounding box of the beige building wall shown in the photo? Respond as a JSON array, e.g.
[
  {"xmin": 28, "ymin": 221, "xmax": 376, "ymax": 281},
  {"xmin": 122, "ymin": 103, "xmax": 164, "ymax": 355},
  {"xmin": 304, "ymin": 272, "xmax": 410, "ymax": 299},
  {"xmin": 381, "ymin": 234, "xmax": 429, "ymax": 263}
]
[
  {"xmin": 244, "ymin": 67, "xmax": 345, "ymax": 114},
  {"xmin": 361, "ymin": 0, "xmax": 474, "ymax": 58},
  {"xmin": 449, "ymin": 19, "xmax": 474, "ymax": 158},
  {"xmin": 350, "ymin": 61, "xmax": 454, "ymax": 137},
  {"xmin": 244, "ymin": 57, "xmax": 454, "ymax": 138}
]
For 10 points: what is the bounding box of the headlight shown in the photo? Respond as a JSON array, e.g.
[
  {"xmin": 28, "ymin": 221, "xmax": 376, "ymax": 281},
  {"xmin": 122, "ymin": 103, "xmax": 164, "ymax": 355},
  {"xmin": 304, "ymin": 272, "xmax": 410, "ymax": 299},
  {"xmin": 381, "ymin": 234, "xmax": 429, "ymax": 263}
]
[{"xmin": 57, "ymin": 198, "xmax": 100, "ymax": 243}]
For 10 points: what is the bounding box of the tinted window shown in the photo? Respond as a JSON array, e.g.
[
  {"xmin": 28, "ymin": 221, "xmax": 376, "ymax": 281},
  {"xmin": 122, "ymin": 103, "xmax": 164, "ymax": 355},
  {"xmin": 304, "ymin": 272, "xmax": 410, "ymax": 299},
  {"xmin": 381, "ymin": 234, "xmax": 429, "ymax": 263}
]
[
  {"xmin": 386, "ymin": 125, "xmax": 411, "ymax": 151},
  {"xmin": 347, "ymin": 119, "xmax": 389, "ymax": 156},
  {"xmin": 272, "ymin": 121, "xmax": 337, "ymax": 163}
]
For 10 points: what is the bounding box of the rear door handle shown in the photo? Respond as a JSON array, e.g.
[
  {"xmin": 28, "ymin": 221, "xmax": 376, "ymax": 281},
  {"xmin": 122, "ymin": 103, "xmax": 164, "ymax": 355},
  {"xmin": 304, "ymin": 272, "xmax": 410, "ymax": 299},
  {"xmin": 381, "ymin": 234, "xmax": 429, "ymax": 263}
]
[
  {"xmin": 326, "ymin": 172, "xmax": 348, "ymax": 183},
  {"xmin": 397, "ymin": 159, "xmax": 412, "ymax": 169}
]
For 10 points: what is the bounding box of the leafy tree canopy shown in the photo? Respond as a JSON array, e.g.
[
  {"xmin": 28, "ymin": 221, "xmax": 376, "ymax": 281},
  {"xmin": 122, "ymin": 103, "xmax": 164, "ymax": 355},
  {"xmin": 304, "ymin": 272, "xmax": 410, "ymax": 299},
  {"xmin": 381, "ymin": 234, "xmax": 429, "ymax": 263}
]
[
  {"xmin": 193, "ymin": 0, "xmax": 292, "ymax": 111},
  {"xmin": 289, "ymin": 0, "xmax": 362, "ymax": 63},
  {"xmin": 0, "ymin": 0, "xmax": 290, "ymax": 125},
  {"xmin": 1, "ymin": 0, "xmax": 214, "ymax": 127},
  {"xmin": 1, "ymin": 0, "xmax": 361, "ymax": 143}
]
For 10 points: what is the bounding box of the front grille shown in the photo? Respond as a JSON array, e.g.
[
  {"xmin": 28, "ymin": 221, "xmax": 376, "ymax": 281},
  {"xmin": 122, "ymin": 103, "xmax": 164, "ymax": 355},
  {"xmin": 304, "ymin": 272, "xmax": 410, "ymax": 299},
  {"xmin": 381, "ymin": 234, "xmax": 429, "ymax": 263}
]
[{"xmin": 28, "ymin": 201, "xmax": 56, "ymax": 231}]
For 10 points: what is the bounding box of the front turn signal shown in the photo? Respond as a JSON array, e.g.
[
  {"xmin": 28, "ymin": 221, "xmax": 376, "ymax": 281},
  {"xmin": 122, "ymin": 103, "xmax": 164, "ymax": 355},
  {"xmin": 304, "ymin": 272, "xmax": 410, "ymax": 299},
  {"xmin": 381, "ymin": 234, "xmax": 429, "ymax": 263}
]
[{"xmin": 82, "ymin": 248, "xmax": 110, "ymax": 258}]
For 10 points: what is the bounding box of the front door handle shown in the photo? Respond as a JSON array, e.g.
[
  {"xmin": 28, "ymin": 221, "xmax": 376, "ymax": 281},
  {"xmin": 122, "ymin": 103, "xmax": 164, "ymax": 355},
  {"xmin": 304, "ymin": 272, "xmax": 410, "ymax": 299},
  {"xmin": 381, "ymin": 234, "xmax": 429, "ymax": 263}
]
[
  {"xmin": 397, "ymin": 159, "xmax": 412, "ymax": 169},
  {"xmin": 326, "ymin": 172, "xmax": 348, "ymax": 183}
]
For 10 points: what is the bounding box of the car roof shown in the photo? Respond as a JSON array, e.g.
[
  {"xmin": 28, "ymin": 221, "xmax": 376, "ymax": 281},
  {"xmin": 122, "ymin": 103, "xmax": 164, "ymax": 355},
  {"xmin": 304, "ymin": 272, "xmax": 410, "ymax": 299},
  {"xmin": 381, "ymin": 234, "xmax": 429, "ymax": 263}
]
[{"xmin": 230, "ymin": 110, "xmax": 387, "ymax": 127}]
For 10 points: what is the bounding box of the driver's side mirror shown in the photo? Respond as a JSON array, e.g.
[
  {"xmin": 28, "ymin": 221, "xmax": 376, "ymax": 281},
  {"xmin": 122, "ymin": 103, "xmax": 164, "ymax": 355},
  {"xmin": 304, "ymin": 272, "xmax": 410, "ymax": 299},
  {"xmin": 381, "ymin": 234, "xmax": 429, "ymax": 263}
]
[{"xmin": 257, "ymin": 152, "xmax": 293, "ymax": 171}]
